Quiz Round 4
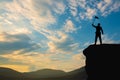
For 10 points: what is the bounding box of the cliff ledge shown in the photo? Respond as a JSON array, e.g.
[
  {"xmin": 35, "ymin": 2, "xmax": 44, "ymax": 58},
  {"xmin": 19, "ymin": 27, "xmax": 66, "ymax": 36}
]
[{"xmin": 83, "ymin": 44, "xmax": 120, "ymax": 80}]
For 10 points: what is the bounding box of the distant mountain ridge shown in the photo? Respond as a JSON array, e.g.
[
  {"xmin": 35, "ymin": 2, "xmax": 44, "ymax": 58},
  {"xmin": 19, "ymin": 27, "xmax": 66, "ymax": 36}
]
[
  {"xmin": 0, "ymin": 67, "xmax": 87, "ymax": 80},
  {"xmin": 0, "ymin": 67, "xmax": 23, "ymax": 80},
  {"xmin": 23, "ymin": 68, "xmax": 66, "ymax": 78},
  {"xmin": 0, "ymin": 67, "xmax": 22, "ymax": 77}
]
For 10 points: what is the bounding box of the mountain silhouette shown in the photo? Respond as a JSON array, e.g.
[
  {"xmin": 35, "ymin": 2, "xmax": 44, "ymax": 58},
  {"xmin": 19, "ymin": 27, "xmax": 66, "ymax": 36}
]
[
  {"xmin": 83, "ymin": 44, "xmax": 120, "ymax": 80},
  {"xmin": 0, "ymin": 67, "xmax": 23, "ymax": 80},
  {"xmin": 0, "ymin": 67, "xmax": 87, "ymax": 80},
  {"xmin": 63, "ymin": 67, "xmax": 87, "ymax": 80},
  {"xmin": 23, "ymin": 69, "xmax": 66, "ymax": 78}
]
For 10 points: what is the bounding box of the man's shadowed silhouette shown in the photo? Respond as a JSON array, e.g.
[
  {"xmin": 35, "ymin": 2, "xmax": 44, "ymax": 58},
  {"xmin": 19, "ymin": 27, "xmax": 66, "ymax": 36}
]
[{"xmin": 92, "ymin": 23, "xmax": 104, "ymax": 45}]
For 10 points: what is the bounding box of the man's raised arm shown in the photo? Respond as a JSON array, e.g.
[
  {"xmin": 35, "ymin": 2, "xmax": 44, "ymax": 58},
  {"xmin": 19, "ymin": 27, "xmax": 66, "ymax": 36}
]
[{"xmin": 92, "ymin": 23, "xmax": 96, "ymax": 28}]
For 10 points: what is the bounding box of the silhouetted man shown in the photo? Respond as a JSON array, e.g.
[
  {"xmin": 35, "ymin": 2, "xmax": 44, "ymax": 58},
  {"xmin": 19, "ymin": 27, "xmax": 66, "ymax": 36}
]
[{"xmin": 92, "ymin": 23, "xmax": 104, "ymax": 45}]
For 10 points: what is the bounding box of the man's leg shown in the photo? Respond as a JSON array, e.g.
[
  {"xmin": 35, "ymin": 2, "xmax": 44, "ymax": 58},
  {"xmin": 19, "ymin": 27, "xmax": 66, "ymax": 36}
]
[
  {"xmin": 95, "ymin": 35, "xmax": 97, "ymax": 45},
  {"xmin": 99, "ymin": 35, "xmax": 102, "ymax": 44}
]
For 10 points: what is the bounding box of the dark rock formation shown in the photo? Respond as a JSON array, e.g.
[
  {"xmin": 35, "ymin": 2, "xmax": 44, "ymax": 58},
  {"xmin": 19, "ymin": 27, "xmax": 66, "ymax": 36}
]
[{"xmin": 83, "ymin": 44, "xmax": 120, "ymax": 80}]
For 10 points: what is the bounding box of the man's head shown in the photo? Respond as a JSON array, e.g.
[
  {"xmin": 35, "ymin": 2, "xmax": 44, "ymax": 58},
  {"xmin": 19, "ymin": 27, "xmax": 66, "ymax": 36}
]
[{"xmin": 98, "ymin": 23, "xmax": 100, "ymax": 26}]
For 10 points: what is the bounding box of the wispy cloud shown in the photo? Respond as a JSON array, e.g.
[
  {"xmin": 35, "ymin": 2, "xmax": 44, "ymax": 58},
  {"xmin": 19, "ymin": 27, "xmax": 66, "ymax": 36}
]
[
  {"xmin": 102, "ymin": 34, "xmax": 120, "ymax": 44},
  {"xmin": 0, "ymin": 32, "xmax": 40, "ymax": 54},
  {"xmin": 97, "ymin": 0, "xmax": 120, "ymax": 16},
  {"xmin": 68, "ymin": 0, "xmax": 78, "ymax": 17},
  {"xmin": 63, "ymin": 19, "xmax": 77, "ymax": 33},
  {"xmin": 0, "ymin": 64, "xmax": 29, "ymax": 72},
  {"xmin": 48, "ymin": 0, "xmax": 66, "ymax": 14},
  {"xmin": 0, "ymin": 50, "xmax": 85, "ymax": 72},
  {"xmin": 67, "ymin": 0, "xmax": 120, "ymax": 19}
]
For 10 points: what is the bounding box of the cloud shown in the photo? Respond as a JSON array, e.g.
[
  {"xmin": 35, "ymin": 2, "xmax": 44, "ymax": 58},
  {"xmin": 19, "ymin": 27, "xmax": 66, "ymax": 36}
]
[
  {"xmin": 45, "ymin": 29, "xmax": 81, "ymax": 54},
  {"xmin": 68, "ymin": 0, "xmax": 78, "ymax": 17},
  {"xmin": 48, "ymin": 0, "xmax": 66, "ymax": 14},
  {"xmin": 0, "ymin": 32, "xmax": 40, "ymax": 54},
  {"xmin": 2, "ymin": 0, "xmax": 56, "ymax": 32},
  {"xmin": 72, "ymin": 53, "xmax": 85, "ymax": 67},
  {"xmin": 102, "ymin": 34, "xmax": 119, "ymax": 44},
  {"xmin": 97, "ymin": 0, "xmax": 120, "ymax": 16},
  {"xmin": 1, "ymin": 0, "xmax": 80, "ymax": 54},
  {"xmin": 83, "ymin": 42, "xmax": 91, "ymax": 47},
  {"xmin": 0, "ymin": 50, "xmax": 85, "ymax": 72},
  {"xmin": 0, "ymin": 64, "xmax": 29, "ymax": 72},
  {"xmin": 67, "ymin": 0, "xmax": 97, "ymax": 20},
  {"xmin": 67, "ymin": 0, "xmax": 120, "ymax": 20},
  {"xmin": 84, "ymin": 7, "xmax": 96, "ymax": 19},
  {"xmin": 97, "ymin": 0, "xmax": 112, "ymax": 12},
  {"xmin": 0, "ymin": 0, "xmax": 13, "ymax": 3},
  {"xmin": 63, "ymin": 19, "xmax": 77, "ymax": 33},
  {"xmin": 0, "ymin": 32, "xmax": 18, "ymax": 42}
]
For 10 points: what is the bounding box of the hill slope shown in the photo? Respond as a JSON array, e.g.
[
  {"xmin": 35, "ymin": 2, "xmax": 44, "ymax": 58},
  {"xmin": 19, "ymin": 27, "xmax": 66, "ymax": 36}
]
[
  {"xmin": 0, "ymin": 67, "xmax": 23, "ymax": 80},
  {"xmin": 0, "ymin": 67, "xmax": 87, "ymax": 80},
  {"xmin": 23, "ymin": 69, "xmax": 66, "ymax": 78}
]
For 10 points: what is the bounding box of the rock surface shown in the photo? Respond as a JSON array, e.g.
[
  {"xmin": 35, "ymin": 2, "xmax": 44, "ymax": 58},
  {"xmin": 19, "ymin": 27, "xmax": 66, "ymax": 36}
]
[{"xmin": 83, "ymin": 44, "xmax": 120, "ymax": 80}]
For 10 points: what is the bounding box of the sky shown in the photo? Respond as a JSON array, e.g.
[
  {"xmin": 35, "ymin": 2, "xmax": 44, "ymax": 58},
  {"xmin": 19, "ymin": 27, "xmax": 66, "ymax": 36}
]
[{"xmin": 0, "ymin": 0, "xmax": 120, "ymax": 72}]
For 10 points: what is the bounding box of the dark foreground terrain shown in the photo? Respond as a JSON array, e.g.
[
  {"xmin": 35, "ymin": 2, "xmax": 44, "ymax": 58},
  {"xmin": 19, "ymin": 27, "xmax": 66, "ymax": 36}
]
[{"xmin": 83, "ymin": 44, "xmax": 120, "ymax": 80}]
